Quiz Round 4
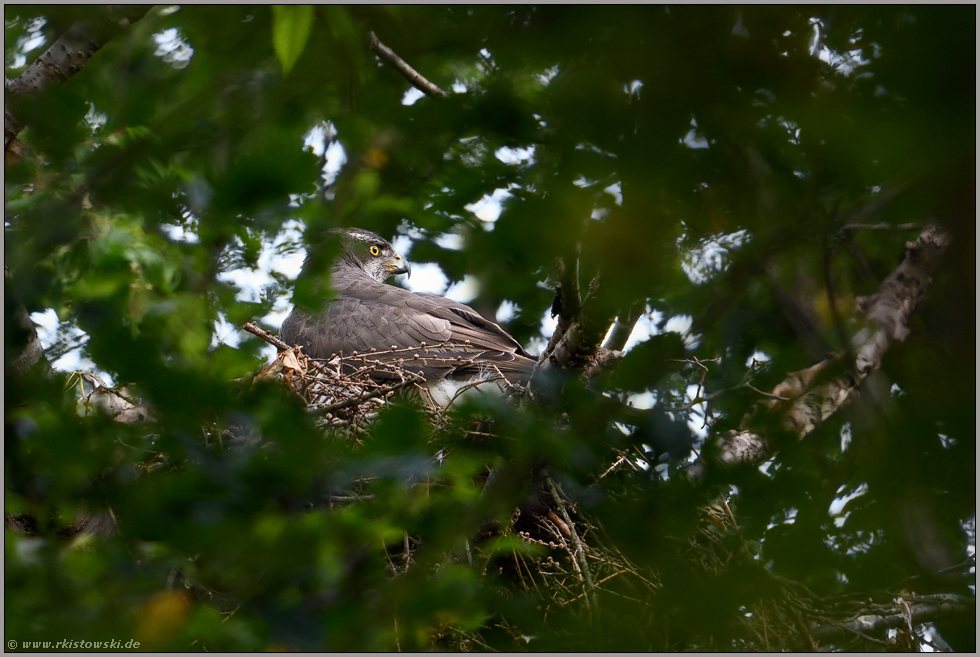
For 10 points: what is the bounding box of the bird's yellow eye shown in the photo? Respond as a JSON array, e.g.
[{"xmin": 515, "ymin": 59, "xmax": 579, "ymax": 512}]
[{"xmin": 369, "ymin": 245, "xmax": 380, "ymax": 256}]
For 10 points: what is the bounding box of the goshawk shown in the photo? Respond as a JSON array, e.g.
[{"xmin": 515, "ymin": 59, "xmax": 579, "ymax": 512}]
[{"xmin": 279, "ymin": 228, "xmax": 536, "ymax": 405}]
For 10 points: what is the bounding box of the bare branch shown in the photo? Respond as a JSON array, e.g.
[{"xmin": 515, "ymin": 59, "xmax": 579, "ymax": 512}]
[
  {"xmin": 544, "ymin": 257, "xmax": 582, "ymax": 357},
  {"xmin": 836, "ymin": 181, "xmax": 913, "ymax": 228},
  {"xmin": 716, "ymin": 225, "xmax": 950, "ymax": 465},
  {"xmin": 841, "ymin": 222, "xmax": 919, "ymax": 232},
  {"xmin": 743, "ymin": 383, "xmax": 788, "ymax": 402},
  {"xmin": 534, "ymin": 273, "xmax": 616, "ymax": 386},
  {"xmin": 5, "ymin": 6, "xmax": 152, "ymax": 148},
  {"xmin": 243, "ymin": 321, "xmax": 292, "ymax": 352},
  {"xmin": 367, "ymin": 31, "xmax": 448, "ymax": 99},
  {"xmin": 546, "ymin": 477, "xmax": 598, "ymax": 613},
  {"xmin": 852, "ymin": 224, "xmax": 948, "ymax": 379},
  {"xmin": 809, "ymin": 593, "xmax": 974, "ymax": 644},
  {"xmin": 5, "ymin": 267, "xmax": 50, "ymax": 377},
  {"xmin": 602, "ymin": 301, "xmax": 645, "ymax": 352},
  {"xmin": 73, "ymin": 375, "xmax": 153, "ymax": 424}
]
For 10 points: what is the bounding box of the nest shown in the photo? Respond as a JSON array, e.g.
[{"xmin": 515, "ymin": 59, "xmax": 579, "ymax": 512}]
[
  {"xmin": 245, "ymin": 322, "xmax": 533, "ymax": 437},
  {"xmin": 246, "ymin": 322, "xmax": 465, "ymax": 436},
  {"xmin": 241, "ymin": 323, "xmax": 884, "ymax": 651}
]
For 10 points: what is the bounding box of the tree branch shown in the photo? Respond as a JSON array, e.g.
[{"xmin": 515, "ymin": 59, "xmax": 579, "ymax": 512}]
[
  {"xmin": 544, "ymin": 256, "xmax": 582, "ymax": 356},
  {"xmin": 243, "ymin": 321, "xmax": 292, "ymax": 352},
  {"xmin": 73, "ymin": 372, "xmax": 153, "ymax": 424},
  {"xmin": 841, "ymin": 222, "xmax": 919, "ymax": 232},
  {"xmin": 529, "ymin": 260, "xmax": 632, "ymax": 404},
  {"xmin": 367, "ymin": 31, "xmax": 448, "ymax": 99},
  {"xmin": 4, "ymin": 8, "xmax": 151, "ymax": 374},
  {"xmin": 5, "ymin": 6, "xmax": 152, "ymax": 149},
  {"xmin": 5, "ymin": 267, "xmax": 49, "ymax": 378},
  {"xmin": 716, "ymin": 225, "xmax": 949, "ymax": 464},
  {"xmin": 547, "ymin": 477, "xmax": 598, "ymax": 614},
  {"xmin": 809, "ymin": 593, "xmax": 974, "ymax": 644},
  {"xmin": 534, "ymin": 274, "xmax": 614, "ymax": 379},
  {"xmin": 602, "ymin": 300, "xmax": 645, "ymax": 352}
]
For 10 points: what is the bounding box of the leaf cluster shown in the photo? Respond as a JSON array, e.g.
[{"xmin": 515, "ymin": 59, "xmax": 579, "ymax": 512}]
[{"xmin": 5, "ymin": 5, "xmax": 975, "ymax": 651}]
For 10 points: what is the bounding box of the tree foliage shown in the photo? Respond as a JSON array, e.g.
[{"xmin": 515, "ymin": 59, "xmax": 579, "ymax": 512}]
[{"xmin": 5, "ymin": 5, "xmax": 975, "ymax": 651}]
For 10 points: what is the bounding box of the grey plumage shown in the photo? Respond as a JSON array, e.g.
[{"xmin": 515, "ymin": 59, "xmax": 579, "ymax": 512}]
[{"xmin": 279, "ymin": 228, "xmax": 536, "ymax": 404}]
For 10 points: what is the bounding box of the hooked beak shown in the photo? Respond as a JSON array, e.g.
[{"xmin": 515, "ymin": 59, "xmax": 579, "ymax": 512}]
[{"xmin": 390, "ymin": 253, "xmax": 411, "ymax": 278}]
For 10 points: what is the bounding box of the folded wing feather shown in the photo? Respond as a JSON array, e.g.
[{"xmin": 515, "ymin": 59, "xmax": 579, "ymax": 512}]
[{"xmin": 279, "ymin": 272, "xmax": 536, "ymax": 387}]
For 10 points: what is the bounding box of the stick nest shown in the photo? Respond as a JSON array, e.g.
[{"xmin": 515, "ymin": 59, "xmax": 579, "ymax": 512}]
[{"xmin": 245, "ymin": 322, "xmax": 465, "ymax": 436}]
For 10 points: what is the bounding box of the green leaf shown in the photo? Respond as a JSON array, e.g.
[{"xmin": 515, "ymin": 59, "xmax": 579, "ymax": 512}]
[
  {"xmin": 271, "ymin": 5, "xmax": 314, "ymax": 75},
  {"xmin": 5, "ymin": 6, "xmax": 975, "ymax": 652}
]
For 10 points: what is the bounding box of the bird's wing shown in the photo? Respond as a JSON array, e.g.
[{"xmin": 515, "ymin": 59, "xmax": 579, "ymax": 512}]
[
  {"xmin": 280, "ymin": 278, "xmax": 535, "ymax": 383},
  {"xmin": 405, "ymin": 292, "xmax": 530, "ymax": 355},
  {"xmin": 404, "ymin": 292, "xmax": 537, "ymax": 380}
]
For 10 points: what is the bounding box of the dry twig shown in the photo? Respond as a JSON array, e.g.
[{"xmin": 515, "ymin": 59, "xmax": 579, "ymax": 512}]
[{"xmin": 367, "ymin": 31, "xmax": 448, "ymax": 98}]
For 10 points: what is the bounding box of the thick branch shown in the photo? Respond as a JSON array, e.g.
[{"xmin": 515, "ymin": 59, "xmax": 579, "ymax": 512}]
[
  {"xmin": 5, "ymin": 8, "xmax": 152, "ymax": 377},
  {"xmin": 5, "ymin": 299, "xmax": 47, "ymax": 377},
  {"xmin": 546, "ymin": 317, "xmax": 604, "ymax": 371},
  {"xmin": 602, "ymin": 300, "xmax": 645, "ymax": 352},
  {"xmin": 535, "ymin": 274, "xmax": 613, "ymax": 376},
  {"xmin": 4, "ymin": 267, "xmax": 50, "ymax": 377},
  {"xmin": 544, "ymin": 256, "xmax": 582, "ymax": 356},
  {"xmin": 716, "ymin": 225, "xmax": 949, "ymax": 464},
  {"xmin": 809, "ymin": 594, "xmax": 974, "ymax": 644},
  {"xmin": 5, "ymin": 6, "xmax": 151, "ymax": 147},
  {"xmin": 367, "ymin": 31, "xmax": 448, "ymax": 99},
  {"xmin": 852, "ymin": 224, "xmax": 948, "ymax": 378},
  {"xmin": 529, "ymin": 261, "xmax": 629, "ymax": 404}
]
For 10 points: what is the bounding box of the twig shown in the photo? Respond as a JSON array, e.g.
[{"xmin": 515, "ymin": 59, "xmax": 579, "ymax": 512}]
[
  {"xmin": 367, "ymin": 31, "xmax": 448, "ymax": 98},
  {"xmin": 562, "ymin": 570, "xmax": 628, "ymax": 606},
  {"xmin": 760, "ymin": 606, "xmax": 770, "ymax": 651},
  {"xmin": 243, "ymin": 322, "xmax": 291, "ymax": 352},
  {"xmin": 719, "ymin": 495, "xmax": 739, "ymax": 532},
  {"xmin": 445, "ymin": 375, "xmax": 508, "ymax": 408},
  {"xmin": 317, "ymin": 375, "xmax": 422, "ymax": 415},
  {"xmin": 44, "ymin": 337, "xmax": 89, "ymax": 361},
  {"xmin": 815, "ymin": 616, "xmax": 891, "ymax": 646},
  {"xmin": 670, "ymin": 356, "xmax": 720, "ymax": 400},
  {"xmin": 403, "ymin": 533, "xmax": 413, "ymax": 569},
  {"xmin": 461, "ymin": 630, "xmax": 496, "ymax": 652},
  {"xmin": 328, "ymin": 494, "xmax": 375, "ymax": 502},
  {"xmin": 383, "ymin": 540, "xmax": 398, "ymax": 576},
  {"xmin": 744, "ymin": 383, "xmax": 789, "ymax": 402},
  {"xmin": 584, "ymin": 549, "xmax": 659, "ymax": 590},
  {"xmin": 895, "ymin": 558, "xmax": 975, "ymax": 586},
  {"xmin": 665, "ymin": 391, "xmax": 724, "ymax": 413},
  {"xmin": 517, "ymin": 531, "xmax": 561, "ymax": 550},
  {"xmin": 840, "ymin": 222, "xmax": 919, "ymax": 232},
  {"xmin": 512, "ymin": 549, "xmax": 529, "ymax": 591},
  {"xmin": 593, "ymin": 454, "xmax": 630, "ymax": 485},
  {"xmin": 490, "ymin": 364, "xmax": 526, "ymax": 396},
  {"xmin": 546, "ymin": 477, "xmax": 598, "ymax": 613}
]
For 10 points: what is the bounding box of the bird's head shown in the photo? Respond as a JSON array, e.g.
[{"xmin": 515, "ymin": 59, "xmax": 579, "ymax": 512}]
[{"xmin": 332, "ymin": 228, "xmax": 411, "ymax": 282}]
